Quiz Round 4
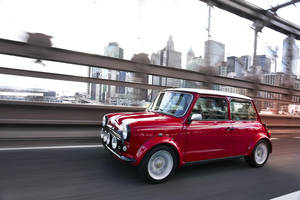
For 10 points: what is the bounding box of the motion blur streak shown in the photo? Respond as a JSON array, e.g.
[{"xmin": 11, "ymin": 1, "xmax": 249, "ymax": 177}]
[{"xmin": 0, "ymin": 144, "xmax": 103, "ymax": 151}]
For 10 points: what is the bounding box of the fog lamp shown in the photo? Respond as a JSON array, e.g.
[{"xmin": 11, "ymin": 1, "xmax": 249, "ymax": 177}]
[
  {"xmin": 112, "ymin": 136, "xmax": 117, "ymax": 149},
  {"xmin": 106, "ymin": 133, "xmax": 110, "ymax": 145},
  {"xmin": 103, "ymin": 133, "xmax": 107, "ymax": 143}
]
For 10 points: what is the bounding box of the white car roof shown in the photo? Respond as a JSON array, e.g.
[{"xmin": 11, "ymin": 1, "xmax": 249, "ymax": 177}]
[{"xmin": 164, "ymin": 88, "xmax": 252, "ymax": 100}]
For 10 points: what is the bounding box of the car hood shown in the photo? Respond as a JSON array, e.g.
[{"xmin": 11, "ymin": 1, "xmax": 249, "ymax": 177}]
[{"xmin": 108, "ymin": 111, "xmax": 181, "ymax": 130}]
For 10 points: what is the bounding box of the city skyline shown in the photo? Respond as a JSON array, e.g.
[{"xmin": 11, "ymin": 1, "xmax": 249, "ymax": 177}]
[
  {"xmin": 0, "ymin": 0, "xmax": 299, "ymax": 97},
  {"xmin": 0, "ymin": 34, "xmax": 299, "ymax": 97}
]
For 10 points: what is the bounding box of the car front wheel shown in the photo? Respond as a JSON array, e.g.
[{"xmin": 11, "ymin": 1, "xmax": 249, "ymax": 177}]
[
  {"xmin": 245, "ymin": 140, "xmax": 270, "ymax": 167},
  {"xmin": 139, "ymin": 145, "xmax": 177, "ymax": 183}
]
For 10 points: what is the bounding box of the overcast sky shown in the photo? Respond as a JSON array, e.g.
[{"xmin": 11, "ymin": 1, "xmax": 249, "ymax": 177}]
[{"xmin": 0, "ymin": 0, "xmax": 299, "ymax": 95}]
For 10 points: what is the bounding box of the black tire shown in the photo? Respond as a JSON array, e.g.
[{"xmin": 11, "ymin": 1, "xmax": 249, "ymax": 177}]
[
  {"xmin": 245, "ymin": 140, "xmax": 270, "ymax": 167},
  {"xmin": 138, "ymin": 145, "xmax": 177, "ymax": 184}
]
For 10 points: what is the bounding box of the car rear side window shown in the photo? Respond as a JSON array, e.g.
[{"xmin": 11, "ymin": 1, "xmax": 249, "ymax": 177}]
[
  {"xmin": 192, "ymin": 97, "xmax": 228, "ymax": 120},
  {"xmin": 230, "ymin": 99, "xmax": 257, "ymax": 121}
]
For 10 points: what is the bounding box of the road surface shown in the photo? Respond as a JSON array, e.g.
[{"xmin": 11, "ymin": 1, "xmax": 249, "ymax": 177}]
[{"xmin": 1, "ymin": 134, "xmax": 300, "ymax": 200}]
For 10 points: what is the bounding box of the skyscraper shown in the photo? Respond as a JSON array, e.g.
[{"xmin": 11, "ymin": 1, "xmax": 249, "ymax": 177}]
[
  {"xmin": 204, "ymin": 40, "xmax": 225, "ymax": 67},
  {"xmin": 186, "ymin": 47, "xmax": 195, "ymax": 64},
  {"xmin": 281, "ymin": 36, "xmax": 299, "ymax": 75},
  {"xmin": 127, "ymin": 53, "xmax": 150, "ymax": 104},
  {"xmin": 150, "ymin": 36, "xmax": 182, "ymax": 100},
  {"xmin": 254, "ymin": 55, "xmax": 271, "ymax": 74},
  {"xmin": 185, "ymin": 47, "xmax": 204, "ymax": 72},
  {"xmin": 240, "ymin": 55, "xmax": 252, "ymax": 71},
  {"xmin": 184, "ymin": 47, "xmax": 203, "ymax": 88},
  {"xmin": 226, "ymin": 56, "xmax": 248, "ymax": 78},
  {"xmin": 89, "ymin": 42, "xmax": 124, "ymax": 104}
]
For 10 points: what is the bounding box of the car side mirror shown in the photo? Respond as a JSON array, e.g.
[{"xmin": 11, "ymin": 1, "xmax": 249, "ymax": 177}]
[{"xmin": 191, "ymin": 113, "xmax": 202, "ymax": 121}]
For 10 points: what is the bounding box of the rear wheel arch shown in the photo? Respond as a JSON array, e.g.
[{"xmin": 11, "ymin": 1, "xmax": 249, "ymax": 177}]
[
  {"xmin": 245, "ymin": 139, "xmax": 270, "ymax": 167},
  {"xmin": 247, "ymin": 134, "xmax": 272, "ymax": 156},
  {"xmin": 260, "ymin": 138, "xmax": 272, "ymax": 153}
]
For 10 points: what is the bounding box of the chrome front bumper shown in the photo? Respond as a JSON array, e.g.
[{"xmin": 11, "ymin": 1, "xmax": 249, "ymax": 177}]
[
  {"xmin": 100, "ymin": 128, "xmax": 135, "ymax": 162},
  {"xmin": 104, "ymin": 143, "xmax": 136, "ymax": 162}
]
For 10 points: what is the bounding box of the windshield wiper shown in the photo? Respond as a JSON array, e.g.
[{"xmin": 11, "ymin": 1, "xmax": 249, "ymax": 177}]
[{"xmin": 156, "ymin": 108, "xmax": 173, "ymax": 116}]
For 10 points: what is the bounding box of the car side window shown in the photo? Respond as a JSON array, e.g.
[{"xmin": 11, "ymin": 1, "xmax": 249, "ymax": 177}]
[
  {"xmin": 191, "ymin": 97, "xmax": 228, "ymax": 120},
  {"xmin": 230, "ymin": 100, "xmax": 257, "ymax": 121}
]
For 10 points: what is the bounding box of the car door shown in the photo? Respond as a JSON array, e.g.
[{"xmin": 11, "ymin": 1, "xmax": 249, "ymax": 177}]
[
  {"xmin": 230, "ymin": 99, "xmax": 261, "ymax": 156},
  {"xmin": 184, "ymin": 96, "xmax": 235, "ymax": 162}
]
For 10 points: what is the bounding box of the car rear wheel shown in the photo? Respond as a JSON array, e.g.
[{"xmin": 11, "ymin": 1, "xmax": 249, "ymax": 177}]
[
  {"xmin": 245, "ymin": 140, "xmax": 269, "ymax": 167},
  {"xmin": 139, "ymin": 145, "xmax": 177, "ymax": 183}
]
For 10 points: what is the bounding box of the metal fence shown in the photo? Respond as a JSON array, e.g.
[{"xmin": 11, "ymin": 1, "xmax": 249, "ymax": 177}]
[{"xmin": 1, "ymin": 38, "xmax": 300, "ymax": 106}]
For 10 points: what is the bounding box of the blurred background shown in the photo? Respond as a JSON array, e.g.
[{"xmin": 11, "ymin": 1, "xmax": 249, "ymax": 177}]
[{"xmin": 0, "ymin": 0, "xmax": 299, "ymax": 115}]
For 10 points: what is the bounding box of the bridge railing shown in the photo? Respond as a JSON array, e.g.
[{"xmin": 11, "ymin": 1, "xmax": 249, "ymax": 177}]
[
  {"xmin": 1, "ymin": 38, "xmax": 300, "ymax": 138},
  {"xmin": 1, "ymin": 38, "xmax": 300, "ymax": 106}
]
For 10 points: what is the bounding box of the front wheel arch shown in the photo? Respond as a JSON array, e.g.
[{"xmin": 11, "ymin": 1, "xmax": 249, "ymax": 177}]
[
  {"xmin": 135, "ymin": 137, "xmax": 183, "ymax": 167},
  {"xmin": 149, "ymin": 143, "xmax": 180, "ymax": 167}
]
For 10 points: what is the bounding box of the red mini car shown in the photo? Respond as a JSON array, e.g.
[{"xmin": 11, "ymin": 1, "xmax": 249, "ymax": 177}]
[{"xmin": 100, "ymin": 88, "xmax": 272, "ymax": 183}]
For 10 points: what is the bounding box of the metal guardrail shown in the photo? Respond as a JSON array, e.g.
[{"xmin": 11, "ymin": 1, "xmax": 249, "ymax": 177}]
[
  {"xmin": 0, "ymin": 38, "xmax": 300, "ymax": 138},
  {"xmin": 1, "ymin": 38, "xmax": 300, "ymax": 105}
]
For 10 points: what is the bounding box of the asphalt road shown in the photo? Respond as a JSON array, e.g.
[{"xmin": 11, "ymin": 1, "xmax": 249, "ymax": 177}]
[{"xmin": 1, "ymin": 134, "xmax": 300, "ymax": 200}]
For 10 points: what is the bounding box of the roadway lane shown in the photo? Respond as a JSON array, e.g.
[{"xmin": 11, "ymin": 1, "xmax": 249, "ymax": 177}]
[{"xmin": 1, "ymin": 135, "xmax": 300, "ymax": 200}]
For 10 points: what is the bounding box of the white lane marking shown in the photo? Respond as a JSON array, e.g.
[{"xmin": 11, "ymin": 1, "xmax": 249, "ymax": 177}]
[
  {"xmin": 294, "ymin": 137, "xmax": 300, "ymax": 139},
  {"xmin": 271, "ymin": 138, "xmax": 280, "ymax": 140},
  {"xmin": 270, "ymin": 191, "xmax": 300, "ymax": 200},
  {"xmin": 0, "ymin": 144, "xmax": 103, "ymax": 151}
]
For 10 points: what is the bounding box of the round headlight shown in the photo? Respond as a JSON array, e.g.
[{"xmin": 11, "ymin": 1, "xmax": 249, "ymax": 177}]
[
  {"xmin": 102, "ymin": 115, "xmax": 107, "ymax": 127},
  {"xmin": 122, "ymin": 125, "xmax": 128, "ymax": 140},
  {"xmin": 106, "ymin": 133, "xmax": 110, "ymax": 145},
  {"xmin": 103, "ymin": 133, "xmax": 107, "ymax": 143},
  {"xmin": 111, "ymin": 136, "xmax": 117, "ymax": 149}
]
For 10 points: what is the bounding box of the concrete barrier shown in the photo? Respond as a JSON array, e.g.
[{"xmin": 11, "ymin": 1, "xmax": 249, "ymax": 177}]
[
  {"xmin": 0, "ymin": 100, "xmax": 145, "ymax": 125},
  {"xmin": 260, "ymin": 114, "xmax": 300, "ymax": 134}
]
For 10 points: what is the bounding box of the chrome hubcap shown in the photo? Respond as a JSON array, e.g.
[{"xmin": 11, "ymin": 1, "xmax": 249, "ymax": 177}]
[
  {"xmin": 255, "ymin": 143, "xmax": 268, "ymax": 164},
  {"xmin": 148, "ymin": 150, "xmax": 173, "ymax": 180}
]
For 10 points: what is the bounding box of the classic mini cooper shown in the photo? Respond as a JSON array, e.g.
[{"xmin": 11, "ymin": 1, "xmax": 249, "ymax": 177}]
[{"xmin": 100, "ymin": 88, "xmax": 272, "ymax": 183}]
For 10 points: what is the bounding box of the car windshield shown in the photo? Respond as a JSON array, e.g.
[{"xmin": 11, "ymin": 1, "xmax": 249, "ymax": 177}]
[{"xmin": 150, "ymin": 92, "xmax": 193, "ymax": 117}]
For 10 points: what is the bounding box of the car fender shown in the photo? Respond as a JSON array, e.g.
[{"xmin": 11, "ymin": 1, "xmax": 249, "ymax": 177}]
[
  {"xmin": 134, "ymin": 136, "xmax": 184, "ymax": 167},
  {"xmin": 246, "ymin": 133, "xmax": 272, "ymax": 156}
]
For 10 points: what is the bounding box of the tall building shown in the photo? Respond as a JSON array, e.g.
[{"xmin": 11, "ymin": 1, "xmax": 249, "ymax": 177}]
[
  {"xmin": 204, "ymin": 40, "xmax": 225, "ymax": 67},
  {"xmin": 281, "ymin": 36, "xmax": 299, "ymax": 75},
  {"xmin": 240, "ymin": 55, "xmax": 252, "ymax": 71},
  {"xmin": 186, "ymin": 47, "xmax": 195, "ymax": 64},
  {"xmin": 150, "ymin": 36, "xmax": 182, "ymax": 100},
  {"xmin": 184, "ymin": 47, "xmax": 203, "ymax": 88},
  {"xmin": 89, "ymin": 42, "xmax": 124, "ymax": 104},
  {"xmin": 127, "ymin": 53, "xmax": 149, "ymax": 104},
  {"xmin": 254, "ymin": 55, "xmax": 271, "ymax": 74},
  {"xmin": 185, "ymin": 47, "xmax": 204, "ymax": 72},
  {"xmin": 226, "ymin": 56, "xmax": 248, "ymax": 78}
]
